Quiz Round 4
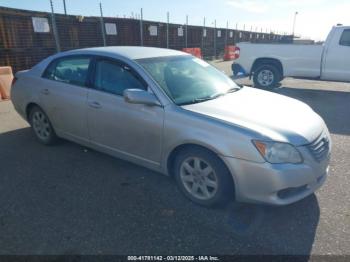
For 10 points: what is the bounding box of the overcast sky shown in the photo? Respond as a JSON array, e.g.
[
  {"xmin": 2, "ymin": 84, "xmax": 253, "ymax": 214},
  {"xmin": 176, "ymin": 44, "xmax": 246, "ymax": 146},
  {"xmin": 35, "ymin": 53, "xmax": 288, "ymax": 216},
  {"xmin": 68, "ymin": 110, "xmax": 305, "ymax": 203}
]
[{"xmin": 1, "ymin": 0, "xmax": 349, "ymax": 40}]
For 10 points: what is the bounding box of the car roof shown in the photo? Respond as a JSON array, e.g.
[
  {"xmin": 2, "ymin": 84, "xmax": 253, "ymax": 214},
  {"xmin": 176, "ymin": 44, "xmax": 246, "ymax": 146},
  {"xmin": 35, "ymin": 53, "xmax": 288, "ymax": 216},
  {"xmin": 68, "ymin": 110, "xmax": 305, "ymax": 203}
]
[
  {"xmin": 61, "ymin": 46, "xmax": 189, "ymax": 60},
  {"xmin": 335, "ymin": 25, "xmax": 350, "ymax": 30}
]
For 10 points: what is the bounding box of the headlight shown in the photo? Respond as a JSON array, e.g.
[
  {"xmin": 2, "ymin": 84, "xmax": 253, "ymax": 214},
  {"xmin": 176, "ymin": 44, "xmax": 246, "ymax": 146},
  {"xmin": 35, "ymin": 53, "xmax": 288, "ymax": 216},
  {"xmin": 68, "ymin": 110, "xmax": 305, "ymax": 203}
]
[{"xmin": 252, "ymin": 140, "xmax": 303, "ymax": 164}]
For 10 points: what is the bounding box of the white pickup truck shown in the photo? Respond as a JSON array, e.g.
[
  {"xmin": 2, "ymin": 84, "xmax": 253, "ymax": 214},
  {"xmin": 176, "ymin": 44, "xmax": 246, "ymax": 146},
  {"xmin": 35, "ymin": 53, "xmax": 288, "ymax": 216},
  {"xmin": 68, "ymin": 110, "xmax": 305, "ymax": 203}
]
[{"xmin": 232, "ymin": 25, "xmax": 350, "ymax": 89}]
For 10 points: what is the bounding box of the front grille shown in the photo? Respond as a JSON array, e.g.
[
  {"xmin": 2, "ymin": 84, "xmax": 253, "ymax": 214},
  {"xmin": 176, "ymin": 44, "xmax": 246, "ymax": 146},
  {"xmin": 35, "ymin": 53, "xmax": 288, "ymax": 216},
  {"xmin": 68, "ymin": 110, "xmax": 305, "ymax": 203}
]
[{"xmin": 307, "ymin": 134, "xmax": 330, "ymax": 162}]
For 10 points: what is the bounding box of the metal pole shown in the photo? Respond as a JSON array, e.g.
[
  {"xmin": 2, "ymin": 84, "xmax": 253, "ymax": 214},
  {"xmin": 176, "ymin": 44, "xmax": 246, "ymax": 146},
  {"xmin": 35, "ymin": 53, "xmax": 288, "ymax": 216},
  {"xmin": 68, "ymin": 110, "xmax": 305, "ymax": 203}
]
[
  {"xmin": 201, "ymin": 17, "xmax": 205, "ymax": 53},
  {"xmin": 214, "ymin": 19, "xmax": 216, "ymax": 59},
  {"xmin": 235, "ymin": 23, "xmax": 238, "ymax": 44},
  {"xmin": 50, "ymin": 0, "xmax": 60, "ymax": 52},
  {"xmin": 292, "ymin": 11, "xmax": 298, "ymax": 37},
  {"xmin": 99, "ymin": 2, "xmax": 106, "ymax": 46},
  {"xmin": 140, "ymin": 8, "xmax": 143, "ymax": 46},
  {"xmin": 166, "ymin": 12, "xmax": 169, "ymax": 48},
  {"xmin": 63, "ymin": 0, "xmax": 67, "ymax": 15},
  {"xmin": 225, "ymin": 21, "xmax": 228, "ymax": 47},
  {"xmin": 185, "ymin": 15, "xmax": 188, "ymax": 48}
]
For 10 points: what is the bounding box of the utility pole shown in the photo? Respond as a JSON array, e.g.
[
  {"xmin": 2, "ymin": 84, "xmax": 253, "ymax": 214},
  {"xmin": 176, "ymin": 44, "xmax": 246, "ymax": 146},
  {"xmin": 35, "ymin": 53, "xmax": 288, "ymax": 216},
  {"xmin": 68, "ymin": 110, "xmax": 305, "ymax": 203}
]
[
  {"xmin": 292, "ymin": 11, "xmax": 298, "ymax": 37},
  {"xmin": 185, "ymin": 15, "xmax": 188, "ymax": 48},
  {"xmin": 225, "ymin": 21, "xmax": 228, "ymax": 46},
  {"xmin": 214, "ymin": 19, "xmax": 216, "ymax": 59},
  {"xmin": 166, "ymin": 12, "xmax": 169, "ymax": 48},
  {"xmin": 99, "ymin": 2, "xmax": 106, "ymax": 46},
  {"xmin": 63, "ymin": 0, "xmax": 67, "ymax": 15},
  {"xmin": 140, "ymin": 8, "xmax": 143, "ymax": 46},
  {"xmin": 50, "ymin": 0, "xmax": 60, "ymax": 52},
  {"xmin": 201, "ymin": 17, "xmax": 205, "ymax": 55}
]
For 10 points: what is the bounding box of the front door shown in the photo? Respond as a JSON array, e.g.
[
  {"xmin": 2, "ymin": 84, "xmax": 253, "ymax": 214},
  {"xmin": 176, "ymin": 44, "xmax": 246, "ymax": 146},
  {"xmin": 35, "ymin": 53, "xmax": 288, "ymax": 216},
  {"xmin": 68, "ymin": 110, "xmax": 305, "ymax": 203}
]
[
  {"xmin": 87, "ymin": 58, "xmax": 164, "ymax": 165},
  {"xmin": 322, "ymin": 28, "xmax": 350, "ymax": 82}
]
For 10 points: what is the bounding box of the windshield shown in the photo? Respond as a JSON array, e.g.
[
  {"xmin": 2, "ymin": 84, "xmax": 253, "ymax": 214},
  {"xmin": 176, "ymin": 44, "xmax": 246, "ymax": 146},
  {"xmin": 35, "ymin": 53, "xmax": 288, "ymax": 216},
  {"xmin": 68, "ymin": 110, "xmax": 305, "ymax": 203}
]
[{"xmin": 136, "ymin": 56, "xmax": 240, "ymax": 105}]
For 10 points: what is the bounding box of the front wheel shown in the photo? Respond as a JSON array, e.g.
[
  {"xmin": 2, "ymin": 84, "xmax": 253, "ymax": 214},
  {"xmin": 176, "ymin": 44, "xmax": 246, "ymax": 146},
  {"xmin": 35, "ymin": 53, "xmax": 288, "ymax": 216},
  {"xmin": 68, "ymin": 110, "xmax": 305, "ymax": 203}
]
[
  {"xmin": 253, "ymin": 64, "xmax": 281, "ymax": 89},
  {"xmin": 174, "ymin": 148, "xmax": 234, "ymax": 207}
]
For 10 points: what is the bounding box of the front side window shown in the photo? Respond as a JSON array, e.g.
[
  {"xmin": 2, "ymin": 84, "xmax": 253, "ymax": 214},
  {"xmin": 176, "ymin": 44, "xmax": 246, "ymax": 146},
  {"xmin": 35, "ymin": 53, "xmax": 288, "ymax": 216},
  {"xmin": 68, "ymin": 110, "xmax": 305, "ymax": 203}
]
[
  {"xmin": 43, "ymin": 57, "xmax": 91, "ymax": 87},
  {"xmin": 94, "ymin": 60, "xmax": 146, "ymax": 96},
  {"xmin": 339, "ymin": 29, "xmax": 350, "ymax": 46},
  {"xmin": 137, "ymin": 56, "xmax": 240, "ymax": 105}
]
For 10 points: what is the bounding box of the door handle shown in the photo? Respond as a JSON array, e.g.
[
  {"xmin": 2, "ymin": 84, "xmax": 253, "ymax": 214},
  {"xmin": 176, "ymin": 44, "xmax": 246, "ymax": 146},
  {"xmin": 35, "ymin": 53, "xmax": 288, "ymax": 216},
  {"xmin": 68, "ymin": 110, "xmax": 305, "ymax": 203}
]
[
  {"xmin": 88, "ymin": 101, "xmax": 102, "ymax": 109},
  {"xmin": 41, "ymin": 89, "xmax": 50, "ymax": 95}
]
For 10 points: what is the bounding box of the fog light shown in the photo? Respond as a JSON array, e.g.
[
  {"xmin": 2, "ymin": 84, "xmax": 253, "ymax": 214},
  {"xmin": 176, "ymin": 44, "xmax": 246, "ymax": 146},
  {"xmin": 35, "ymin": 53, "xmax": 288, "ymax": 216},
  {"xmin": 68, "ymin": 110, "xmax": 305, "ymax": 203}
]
[{"xmin": 277, "ymin": 185, "xmax": 307, "ymax": 199}]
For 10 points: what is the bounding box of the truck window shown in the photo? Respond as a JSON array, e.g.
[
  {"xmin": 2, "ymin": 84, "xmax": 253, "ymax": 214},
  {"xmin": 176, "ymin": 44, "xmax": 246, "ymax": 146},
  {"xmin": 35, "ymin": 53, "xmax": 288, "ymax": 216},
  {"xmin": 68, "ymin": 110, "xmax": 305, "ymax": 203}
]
[{"xmin": 339, "ymin": 29, "xmax": 350, "ymax": 46}]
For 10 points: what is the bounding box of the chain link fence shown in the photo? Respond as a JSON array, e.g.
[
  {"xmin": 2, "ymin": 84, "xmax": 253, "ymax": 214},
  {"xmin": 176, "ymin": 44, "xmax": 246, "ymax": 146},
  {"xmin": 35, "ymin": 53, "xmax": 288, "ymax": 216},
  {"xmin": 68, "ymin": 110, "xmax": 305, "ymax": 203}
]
[{"xmin": 0, "ymin": 5, "xmax": 289, "ymax": 73}]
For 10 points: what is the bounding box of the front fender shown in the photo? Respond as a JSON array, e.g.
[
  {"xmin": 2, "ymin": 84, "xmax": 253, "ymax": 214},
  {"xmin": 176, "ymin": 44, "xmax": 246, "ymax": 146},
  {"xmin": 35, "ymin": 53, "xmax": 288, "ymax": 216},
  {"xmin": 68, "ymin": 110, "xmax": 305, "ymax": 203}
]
[{"xmin": 161, "ymin": 106, "xmax": 265, "ymax": 173}]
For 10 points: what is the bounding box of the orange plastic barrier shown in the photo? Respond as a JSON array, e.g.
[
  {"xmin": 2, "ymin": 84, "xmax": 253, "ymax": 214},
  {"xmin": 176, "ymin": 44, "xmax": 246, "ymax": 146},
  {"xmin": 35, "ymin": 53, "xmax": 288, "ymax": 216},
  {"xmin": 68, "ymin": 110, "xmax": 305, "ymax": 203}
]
[
  {"xmin": 0, "ymin": 66, "xmax": 13, "ymax": 101},
  {"xmin": 223, "ymin": 45, "xmax": 240, "ymax": 61},
  {"xmin": 182, "ymin": 48, "xmax": 202, "ymax": 59}
]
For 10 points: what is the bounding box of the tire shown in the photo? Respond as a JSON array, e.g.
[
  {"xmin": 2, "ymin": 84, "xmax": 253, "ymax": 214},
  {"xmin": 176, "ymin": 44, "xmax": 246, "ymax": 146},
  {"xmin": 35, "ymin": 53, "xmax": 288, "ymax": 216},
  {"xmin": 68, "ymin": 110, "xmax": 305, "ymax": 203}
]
[
  {"xmin": 29, "ymin": 106, "xmax": 58, "ymax": 145},
  {"xmin": 253, "ymin": 64, "xmax": 281, "ymax": 89},
  {"xmin": 174, "ymin": 147, "xmax": 234, "ymax": 207}
]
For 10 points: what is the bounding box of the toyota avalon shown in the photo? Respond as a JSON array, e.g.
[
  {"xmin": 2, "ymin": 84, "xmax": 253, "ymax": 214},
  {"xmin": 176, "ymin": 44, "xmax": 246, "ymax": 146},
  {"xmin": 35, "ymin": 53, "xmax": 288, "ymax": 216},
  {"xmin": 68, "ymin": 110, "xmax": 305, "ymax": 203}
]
[{"xmin": 11, "ymin": 47, "xmax": 331, "ymax": 207}]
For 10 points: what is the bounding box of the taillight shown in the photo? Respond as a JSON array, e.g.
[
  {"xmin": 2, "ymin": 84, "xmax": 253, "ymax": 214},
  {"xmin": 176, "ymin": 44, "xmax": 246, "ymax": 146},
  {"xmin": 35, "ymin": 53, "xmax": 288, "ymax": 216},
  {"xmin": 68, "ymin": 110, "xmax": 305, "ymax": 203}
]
[
  {"xmin": 234, "ymin": 46, "xmax": 240, "ymax": 59},
  {"xmin": 11, "ymin": 76, "xmax": 17, "ymax": 86}
]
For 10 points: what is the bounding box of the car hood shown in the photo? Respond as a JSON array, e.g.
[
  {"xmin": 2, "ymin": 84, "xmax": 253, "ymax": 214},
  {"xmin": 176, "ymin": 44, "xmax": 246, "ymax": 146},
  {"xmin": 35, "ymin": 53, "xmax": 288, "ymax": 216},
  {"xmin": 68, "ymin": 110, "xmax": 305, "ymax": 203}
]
[{"xmin": 181, "ymin": 87, "xmax": 325, "ymax": 146}]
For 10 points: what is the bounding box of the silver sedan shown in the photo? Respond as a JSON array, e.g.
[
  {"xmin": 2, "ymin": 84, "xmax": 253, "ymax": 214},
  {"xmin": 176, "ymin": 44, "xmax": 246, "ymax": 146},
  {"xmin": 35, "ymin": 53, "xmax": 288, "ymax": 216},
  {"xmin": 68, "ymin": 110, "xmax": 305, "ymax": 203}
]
[{"xmin": 11, "ymin": 47, "xmax": 331, "ymax": 206}]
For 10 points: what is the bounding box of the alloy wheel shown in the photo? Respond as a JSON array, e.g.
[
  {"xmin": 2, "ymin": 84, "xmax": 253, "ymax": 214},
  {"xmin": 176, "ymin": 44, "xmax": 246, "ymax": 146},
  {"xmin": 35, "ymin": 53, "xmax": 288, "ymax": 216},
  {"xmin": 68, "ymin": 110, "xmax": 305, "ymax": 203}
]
[
  {"xmin": 179, "ymin": 157, "xmax": 218, "ymax": 200},
  {"xmin": 32, "ymin": 111, "xmax": 52, "ymax": 141},
  {"xmin": 257, "ymin": 69, "xmax": 274, "ymax": 87}
]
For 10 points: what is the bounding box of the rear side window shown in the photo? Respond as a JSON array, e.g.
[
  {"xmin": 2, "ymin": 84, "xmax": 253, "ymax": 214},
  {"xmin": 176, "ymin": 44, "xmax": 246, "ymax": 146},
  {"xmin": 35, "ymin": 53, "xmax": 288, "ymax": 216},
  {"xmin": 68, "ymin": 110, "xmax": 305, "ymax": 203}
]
[
  {"xmin": 43, "ymin": 56, "xmax": 91, "ymax": 87},
  {"xmin": 339, "ymin": 29, "xmax": 350, "ymax": 46},
  {"xmin": 94, "ymin": 60, "xmax": 146, "ymax": 96}
]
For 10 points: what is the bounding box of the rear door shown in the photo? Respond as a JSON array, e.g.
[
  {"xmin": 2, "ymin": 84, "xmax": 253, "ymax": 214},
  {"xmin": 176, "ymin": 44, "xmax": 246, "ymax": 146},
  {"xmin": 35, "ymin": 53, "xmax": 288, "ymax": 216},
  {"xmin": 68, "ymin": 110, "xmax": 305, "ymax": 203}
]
[
  {"xmin": 322, "ymin": 28, "xmax": 350, "ymax": 81},
  {"xmin": 40, "ymin": 55, "xmax": 92, "ymax": 142}
]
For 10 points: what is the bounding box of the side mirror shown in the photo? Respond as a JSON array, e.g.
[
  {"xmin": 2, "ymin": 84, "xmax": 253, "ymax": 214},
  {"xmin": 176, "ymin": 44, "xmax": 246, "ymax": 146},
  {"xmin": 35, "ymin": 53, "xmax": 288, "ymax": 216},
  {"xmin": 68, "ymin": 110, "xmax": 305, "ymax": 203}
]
[{"xmin": 123, "ymin": 89, "xmax": 161, "ymax": 106}]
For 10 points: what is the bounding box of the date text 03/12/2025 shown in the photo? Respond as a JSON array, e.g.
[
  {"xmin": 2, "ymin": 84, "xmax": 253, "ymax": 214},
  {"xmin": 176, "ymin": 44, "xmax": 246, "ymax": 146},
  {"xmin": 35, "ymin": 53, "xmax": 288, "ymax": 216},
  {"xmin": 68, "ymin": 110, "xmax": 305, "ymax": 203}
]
[{"xmin": 127, "ymin": 256, "xmax": 220, "ymax": 261}]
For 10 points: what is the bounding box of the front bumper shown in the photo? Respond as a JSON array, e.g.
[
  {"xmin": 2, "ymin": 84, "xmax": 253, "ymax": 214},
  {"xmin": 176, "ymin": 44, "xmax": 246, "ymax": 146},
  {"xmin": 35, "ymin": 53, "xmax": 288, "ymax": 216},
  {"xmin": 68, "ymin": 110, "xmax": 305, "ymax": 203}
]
[{"xmin": 223, "ymin": 146, "xmax": 330, "ymax": 205}]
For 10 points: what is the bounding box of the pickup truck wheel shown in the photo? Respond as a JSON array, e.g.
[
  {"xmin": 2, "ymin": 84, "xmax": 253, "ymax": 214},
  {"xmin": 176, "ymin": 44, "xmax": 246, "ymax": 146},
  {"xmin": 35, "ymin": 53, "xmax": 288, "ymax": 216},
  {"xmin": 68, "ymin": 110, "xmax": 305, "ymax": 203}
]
[
  {"xmin": 174, "ymin": 148, "xmax": 234, "ymax": 207},
  {"xmin": 253, "ymin": 64, "xmax": 281, "ymax": 89}
]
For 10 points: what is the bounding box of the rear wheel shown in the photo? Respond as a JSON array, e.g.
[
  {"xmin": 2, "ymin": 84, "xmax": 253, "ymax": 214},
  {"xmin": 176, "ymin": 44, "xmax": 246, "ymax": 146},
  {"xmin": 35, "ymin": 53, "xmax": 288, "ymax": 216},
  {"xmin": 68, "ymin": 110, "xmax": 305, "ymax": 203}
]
[
  {"xmin": 174, "ymin": 147, "xmax": 234, "ymax": 207},
  {"xmin": 253, "ymin": 64, "xmax": 281, "ymax": 89},
  {"xmin": 29, "ymin": 106, "xmax": 58, "ymax": 145}
]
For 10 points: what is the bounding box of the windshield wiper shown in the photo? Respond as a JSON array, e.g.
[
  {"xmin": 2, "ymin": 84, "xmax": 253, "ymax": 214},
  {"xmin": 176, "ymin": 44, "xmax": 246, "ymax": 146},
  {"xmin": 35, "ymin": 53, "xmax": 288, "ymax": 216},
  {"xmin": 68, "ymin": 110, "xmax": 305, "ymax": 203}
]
[
  {"xmin": 178, "ymin": 94, "xmax": 223, "ymax": 106},
  {"xmin": 178, "ymin": 87, "xmax": 242, "ymax": 106},
  {"xmin": 226, "ymin": 87, "xmax": 241, "ymax": 93}
]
